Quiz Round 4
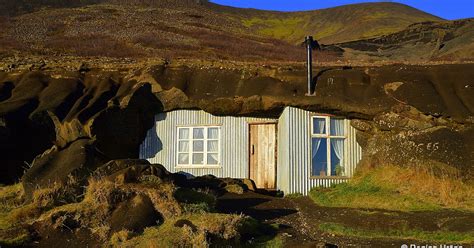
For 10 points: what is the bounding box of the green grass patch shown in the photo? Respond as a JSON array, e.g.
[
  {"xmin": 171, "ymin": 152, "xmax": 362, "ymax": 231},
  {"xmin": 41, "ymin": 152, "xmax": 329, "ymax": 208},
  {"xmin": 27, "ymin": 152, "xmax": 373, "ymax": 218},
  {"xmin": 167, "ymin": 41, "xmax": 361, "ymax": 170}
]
[
  {"xmin": 174, "ymin": 188, "xmax": 217, "ymax": 213},
  {"xmin": 319, "ymin": 222, "xmax": 474, "ymax": 243},
  {"xmin": 0, "ymin": 184, "xmax": 25, "ymax": 230},
  {"xmin": 241, "ymin": 16, "xmax": 308, "ymax": 41},
  {"xmin": 310, "ymin": 176, "xmax": 441, "ymax": 211},
  {"xmin": 309, "ymin": 164, "xmax": 474, "ymax": 212},
  {"xmin": 239, "ymin": 218, "xmax": 282, "ymax": 248},
  {"xmin": 284, "ymin": 193, "xmax": 303, "ymax": 199},
  {"xmin": 0, "ymin": 184, "xmax": 32, "ymax": 247}
]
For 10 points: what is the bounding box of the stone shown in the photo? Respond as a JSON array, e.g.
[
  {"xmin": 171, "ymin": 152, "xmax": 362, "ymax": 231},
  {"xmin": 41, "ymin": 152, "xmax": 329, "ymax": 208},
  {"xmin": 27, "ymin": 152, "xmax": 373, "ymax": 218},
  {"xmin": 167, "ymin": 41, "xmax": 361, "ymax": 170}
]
[
  {"xmin": 109, "ymin": 194, "xmax": 162, "ymax": 232},
  {"xmin": 93, "ymin": 159, "xmax": 173, "ymax": 184},
  {"xmin": 22, "ymin": 138, "xmax": 103, "ymax": 200},
  {"xmin": 224, "ymin": 184, "xmax": 245, "ymax": 194}
]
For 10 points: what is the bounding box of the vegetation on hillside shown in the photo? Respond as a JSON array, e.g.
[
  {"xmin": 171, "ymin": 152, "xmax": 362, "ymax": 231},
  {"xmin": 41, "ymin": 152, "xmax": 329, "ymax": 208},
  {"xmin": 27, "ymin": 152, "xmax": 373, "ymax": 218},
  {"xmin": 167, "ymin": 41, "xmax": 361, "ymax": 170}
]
[
  {"xmin": 0, "ymin": 179, "xmax": 279, "ymax": 247},
  {"xmin": 0, "ymin": 1, "xmax": 457, "ymax": 62},
  {"xmin": 319, "ymin": 222, "xmax": 474, "ymax": 244},
  {"xmin": 214, "ymin": 2, "xmax": 442, "ymax": 44},
  {"xmin": 310, "ymin": 164, "xmax": 474, "ymax": 212}
]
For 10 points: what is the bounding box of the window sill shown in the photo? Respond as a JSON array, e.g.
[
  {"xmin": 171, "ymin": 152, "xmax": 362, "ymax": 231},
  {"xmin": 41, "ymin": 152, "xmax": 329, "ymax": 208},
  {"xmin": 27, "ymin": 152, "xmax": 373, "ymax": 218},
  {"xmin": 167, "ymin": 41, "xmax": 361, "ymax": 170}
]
[
  {"xmin": 175, "ymin": 165, "xmax": 222, "ymax": 169},
  {"xmin": 310, "ymin": 176, "xmax": 350, "ymax": 180}
]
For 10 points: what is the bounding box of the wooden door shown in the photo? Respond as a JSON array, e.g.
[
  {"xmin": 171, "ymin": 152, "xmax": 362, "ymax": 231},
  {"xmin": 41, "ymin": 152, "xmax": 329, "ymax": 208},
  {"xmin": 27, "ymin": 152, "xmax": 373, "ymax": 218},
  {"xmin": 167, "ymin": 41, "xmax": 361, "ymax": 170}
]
[{"xmin": 249, "ymin": 124, "xmax": 276, "ymax": 189}]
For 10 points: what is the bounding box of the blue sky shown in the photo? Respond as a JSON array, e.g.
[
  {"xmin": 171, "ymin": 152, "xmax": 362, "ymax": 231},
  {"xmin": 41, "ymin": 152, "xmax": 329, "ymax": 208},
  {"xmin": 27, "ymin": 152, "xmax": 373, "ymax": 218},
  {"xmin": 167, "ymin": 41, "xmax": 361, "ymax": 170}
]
[{"xmin": 210, "ymin": 0, "xmax": 474, "ymax": 20}]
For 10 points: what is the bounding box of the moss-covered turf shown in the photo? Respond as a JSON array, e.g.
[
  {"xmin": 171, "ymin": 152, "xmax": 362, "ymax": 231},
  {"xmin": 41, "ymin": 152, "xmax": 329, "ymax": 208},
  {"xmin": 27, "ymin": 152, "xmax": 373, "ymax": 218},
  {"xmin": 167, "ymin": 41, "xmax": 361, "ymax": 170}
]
[
  {"xmin": 0, "ymin": 184, "xmax": 31, "ymax": 246},
  {"xmin": 319, "ymin": 222, "xmax": 474, "ymax": 244},
  {"xmin": 310, "ymin": 165, "xmax": 474, "ymax": 212}
]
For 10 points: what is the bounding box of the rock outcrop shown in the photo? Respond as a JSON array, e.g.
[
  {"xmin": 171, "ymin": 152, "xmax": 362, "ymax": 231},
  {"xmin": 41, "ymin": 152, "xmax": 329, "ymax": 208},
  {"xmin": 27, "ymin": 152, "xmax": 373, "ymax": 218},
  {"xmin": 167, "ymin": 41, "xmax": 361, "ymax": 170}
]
[
  {"xmin": 0, "ymin": 70, "xmax": 162, "ymax": 186},
  {"xmin": 1, "ymin": 62, "xmax": 473, "ymax": 187}
]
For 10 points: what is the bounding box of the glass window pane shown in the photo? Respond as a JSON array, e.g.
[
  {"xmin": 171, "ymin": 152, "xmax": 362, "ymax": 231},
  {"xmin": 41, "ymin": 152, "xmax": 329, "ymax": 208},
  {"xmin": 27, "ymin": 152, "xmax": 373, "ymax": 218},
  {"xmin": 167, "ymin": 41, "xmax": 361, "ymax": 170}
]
[
  {"xmin": 178, "ymin": 153, "xmax": 189, "ymax": 164},
  {"xmin": 331, "ymin": 138, "xmax": 345, "ymax": 176},
  {"xmin": 311, "ymin": 138, "xmax": 327, "ymax": 176},
  {"xmin": 193, "ymin": 141, "xmax": 204, "ymax": 152},
  {"xmin": 208, "ymin": 127, "xmax": 219, "ymax": 139},
  {"xmin": 193, "ymin": 128, "xmax": 204, "ymax": 139},
  {"xmin": 193, "ymin": 153, "xmax": 204, "ymax": 164},
  {"xmin": 330, "ymin": 118, "xmax": 345, "ymax": 136},
  {"xmin": 207, "ymin": 140, "xmax": 218, "ymax": 152},
  {"xmin": 313, "ymin": 118, "xmax": 326, "ymax": 135},
  {"xmin": 179, "ymin": 128, "xmax": 189, "ymax": 139},
  {"xmin": 178, "ymin": 141, "xmax": 189, "ymax": 152},
  {"xmin": 207, "ymin": 153, "xmax": 218, "ymax": 165}
]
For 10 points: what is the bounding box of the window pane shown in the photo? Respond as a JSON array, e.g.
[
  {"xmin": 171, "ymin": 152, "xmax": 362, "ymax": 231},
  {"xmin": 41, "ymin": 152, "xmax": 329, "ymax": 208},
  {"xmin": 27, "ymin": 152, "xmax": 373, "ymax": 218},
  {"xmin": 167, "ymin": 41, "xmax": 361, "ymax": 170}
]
[
  {"xmin": 178, "ymin": 141, "xmax": 189, "ymax": 152},
  {"xmin": 193, "ymin": 153, "xmax": 204, "ymax": 164},
  {"xmin": 193, "ymin": 128, "xmax": 204, "ymax": 139},
  {"xmin": 331, "ymin": 138, "xmax": 344, "ymax": 176},
  {"xmin": 207, "ymin": 153, "xmax": 218, "ymax": 164},
  {"xmin": 179, "ymin": 128, "xmax": 189, "ymax": 139},
  {"xmin": 207, "ymin": 140, "xmax": 218, "ymax": 152},
  {"xmin": 313, "ymin": 118, "xmax": 326, "ymax": 135},
  {"xmin": 330, "ymin": 118, "xmax": 345, "ymax": 136},
  {"xmin": 193, "ymin": 141, "xmax": 204, "ymax": 152},
  {"xmin": 311, "ymin": 138, "xmax": 327, "ymax": 176},
  {"xmin": 208, "ymin": 127, "xmax": 219, "ymax": 139},
  {"xmin": 178, "ymin": 153, "xmax": 189, "ymax": 164}
]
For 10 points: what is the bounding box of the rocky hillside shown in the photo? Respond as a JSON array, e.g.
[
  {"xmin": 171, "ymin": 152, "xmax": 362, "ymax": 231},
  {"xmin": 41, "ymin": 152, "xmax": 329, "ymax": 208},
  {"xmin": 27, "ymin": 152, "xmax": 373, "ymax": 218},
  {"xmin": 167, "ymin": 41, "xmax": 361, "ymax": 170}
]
[
  {"xmin": 213, "ymin": 2, "xmax": 442, "ymax": 44},
  {"xmin": 1, "ymin": 62, "xmax": 473, "ymax": 185},
  {"xmin": 2, "ymin": 0, "xmax": 465, "ymax": 62},
  {"xmin": 333, "ymin": 18, "xmax": 474, "ymax": 62}
]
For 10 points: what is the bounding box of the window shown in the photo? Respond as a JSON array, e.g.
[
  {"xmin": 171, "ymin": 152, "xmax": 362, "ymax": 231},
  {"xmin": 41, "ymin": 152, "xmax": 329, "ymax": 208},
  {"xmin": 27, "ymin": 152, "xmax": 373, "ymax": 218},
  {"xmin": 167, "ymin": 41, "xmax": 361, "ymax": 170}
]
[
  {"xmin": 177, "ymin": 126, "xmax": 220, "ymax": 166},
  {"xmin": 311, "ymin": 116, "xmax": 346, "ymax": 177}
]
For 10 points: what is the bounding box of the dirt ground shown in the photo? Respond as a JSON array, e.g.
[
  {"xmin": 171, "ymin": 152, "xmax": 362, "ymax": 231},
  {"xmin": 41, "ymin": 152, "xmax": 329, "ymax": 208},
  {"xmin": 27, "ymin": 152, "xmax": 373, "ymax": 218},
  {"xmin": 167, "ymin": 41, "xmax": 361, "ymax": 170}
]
[{"xmin": 216, "ymin": 191, "xmax": 474, "ymax": 248}]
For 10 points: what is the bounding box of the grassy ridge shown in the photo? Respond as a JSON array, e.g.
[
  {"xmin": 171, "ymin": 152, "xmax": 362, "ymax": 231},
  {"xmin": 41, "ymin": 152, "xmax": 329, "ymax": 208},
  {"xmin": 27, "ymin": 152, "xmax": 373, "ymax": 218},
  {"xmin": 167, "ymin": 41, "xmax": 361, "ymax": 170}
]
[
  {"xmin": 0, "ymin": 1, "xmax": 445, "ymax": 61},
  {"xmin": 310, "ymin": 165, "xmax": 474, "ymax": 212},
  {"xmin": 217, "ymin": 2, "xmax": 442, "ymax": 44}
]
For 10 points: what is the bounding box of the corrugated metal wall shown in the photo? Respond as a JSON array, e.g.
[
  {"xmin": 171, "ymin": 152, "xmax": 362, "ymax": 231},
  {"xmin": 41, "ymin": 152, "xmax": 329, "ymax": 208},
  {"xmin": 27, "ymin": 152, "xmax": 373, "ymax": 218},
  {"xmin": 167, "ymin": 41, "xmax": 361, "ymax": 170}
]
[
  {"xmin": 281, "ymin": 107, "xmax": 362, "ymax": 195},
  {"xmin": 139, "ymin": 110, "xmax": 277, "ymax": 178},
  {"xmin": 277, "ymin": 108, "xmax": 290, "ymax": 193},
  {"xmin": 140, "ymin": 107, "xmax": 362, "ymax": 195}
]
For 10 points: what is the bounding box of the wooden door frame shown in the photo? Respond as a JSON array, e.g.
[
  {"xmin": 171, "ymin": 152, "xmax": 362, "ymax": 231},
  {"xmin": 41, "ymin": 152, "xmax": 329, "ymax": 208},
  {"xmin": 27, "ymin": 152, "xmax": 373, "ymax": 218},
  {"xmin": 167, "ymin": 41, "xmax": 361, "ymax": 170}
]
[{"xmin": 247, "ymin": 122, "xmax": 278, "ymax": 189}]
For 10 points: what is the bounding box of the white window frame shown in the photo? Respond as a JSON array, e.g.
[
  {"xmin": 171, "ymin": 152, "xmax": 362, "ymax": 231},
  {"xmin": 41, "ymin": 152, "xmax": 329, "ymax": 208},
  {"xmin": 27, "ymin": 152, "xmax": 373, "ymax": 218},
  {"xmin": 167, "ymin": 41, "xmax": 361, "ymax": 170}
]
[
  {"xmin": 176, "ymin": 126, "xmax": 221, "ymax": 168},
  {"xmin": 310, "ymin": 115, "xmax": 346, "ymax": 178}
]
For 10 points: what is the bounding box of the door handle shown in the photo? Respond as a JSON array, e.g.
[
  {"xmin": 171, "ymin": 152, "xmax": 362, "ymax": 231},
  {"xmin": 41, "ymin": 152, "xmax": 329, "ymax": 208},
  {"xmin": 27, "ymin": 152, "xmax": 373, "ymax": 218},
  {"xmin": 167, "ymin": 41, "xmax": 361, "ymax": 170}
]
[{"xmin": 252, "ymin": 145, "xmax": 255, "ymax": 155}]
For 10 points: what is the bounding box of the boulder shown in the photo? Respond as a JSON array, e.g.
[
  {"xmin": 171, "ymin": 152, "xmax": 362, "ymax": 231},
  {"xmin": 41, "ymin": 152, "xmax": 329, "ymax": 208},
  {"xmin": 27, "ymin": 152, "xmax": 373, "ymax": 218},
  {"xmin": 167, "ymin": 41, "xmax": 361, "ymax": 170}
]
[
  {"xmin": 22, "ymin": 138, "xmax": 104, "ymax": 199},
  {"xmin": 93, "ymin": 159, "xmax": 173, "ymax": 184},
  {"xmin": 0, "ymin": 70, "xmax": 163, "ymax": 184},
  {"xmin": 184, "ymin": 175, "xmax": 256, "ymax": 194},
  {"xmin": 109, "ymin": 194, "xmax": 162, "ymax": 232},
  {"xmin": 224, "ymin": 184, "xmax": 245, "ymax": 195}
]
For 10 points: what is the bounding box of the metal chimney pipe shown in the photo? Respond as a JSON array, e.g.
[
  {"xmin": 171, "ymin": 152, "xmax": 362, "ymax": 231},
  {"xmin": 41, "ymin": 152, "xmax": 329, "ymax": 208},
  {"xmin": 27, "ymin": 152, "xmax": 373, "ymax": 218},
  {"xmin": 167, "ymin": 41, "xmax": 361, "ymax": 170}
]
[{"xmin": 305, "ymin": 36, "xmax": 315, "ymax": 96}]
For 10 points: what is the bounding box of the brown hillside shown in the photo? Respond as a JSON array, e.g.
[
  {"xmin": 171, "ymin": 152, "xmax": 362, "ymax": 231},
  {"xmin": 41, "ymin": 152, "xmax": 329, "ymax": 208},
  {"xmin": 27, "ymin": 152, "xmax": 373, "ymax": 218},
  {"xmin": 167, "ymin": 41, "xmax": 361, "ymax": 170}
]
[
  {"xmin": 212, "ymin": 2, "xmax": 443, "ymax": 44},
  {"xmin": 0, "ymin": 1, "xmax": 449, "ymax": 62},
  {"xmin": 332, "ymin": 18, "xmax": 474, "ymax": 62}
]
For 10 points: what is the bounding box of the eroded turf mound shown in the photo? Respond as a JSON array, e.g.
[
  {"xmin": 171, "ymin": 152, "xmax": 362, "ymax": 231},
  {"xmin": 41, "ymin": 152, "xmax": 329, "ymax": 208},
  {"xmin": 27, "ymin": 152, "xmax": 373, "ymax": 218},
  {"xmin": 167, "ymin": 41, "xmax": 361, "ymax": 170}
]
[
  {"xmin": 1, "ymin": 63, "xmax": 473, "ymax": 188},
  {"xmin": 0, "ymin": 70, "xmax": 162, "ymax": 185},
  {"xmin": 0, "ymin": 159, "xmax": 260, "ymax": 247}
]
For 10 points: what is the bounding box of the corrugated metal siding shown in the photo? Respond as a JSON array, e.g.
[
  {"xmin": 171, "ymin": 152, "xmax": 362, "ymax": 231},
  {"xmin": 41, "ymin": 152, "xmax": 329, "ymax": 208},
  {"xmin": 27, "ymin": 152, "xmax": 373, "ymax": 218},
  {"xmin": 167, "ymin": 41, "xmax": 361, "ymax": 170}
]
[
  {"xmin": 139, "ymin": 110, "xmax": 277, "ymax": 178},
  {"xmin": 276, "ymin": 108, "xmax": 290, "ymax": 192},
  {"xmin": 282, "ymin": 107, "xmax": 362, "ymax": 195},
  {"xmin": 140, "ymin": 107, "xmax": 362, "ymax": 195}
]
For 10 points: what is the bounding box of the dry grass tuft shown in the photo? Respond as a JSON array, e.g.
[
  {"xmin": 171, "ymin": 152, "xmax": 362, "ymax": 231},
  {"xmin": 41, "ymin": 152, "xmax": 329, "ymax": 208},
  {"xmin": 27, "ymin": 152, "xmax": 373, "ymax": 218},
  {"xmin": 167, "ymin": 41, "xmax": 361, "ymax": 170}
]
[
  {"xmin": 356, "ymin": 164, "xmax": 474, "ymax": 209},
  {"xmin": 119, "ymin": 213, "xmax": 247, "ymax": 247},
  {"xmin": 311, "ymin": 164, "xmax": 474, "ymax": 211}
]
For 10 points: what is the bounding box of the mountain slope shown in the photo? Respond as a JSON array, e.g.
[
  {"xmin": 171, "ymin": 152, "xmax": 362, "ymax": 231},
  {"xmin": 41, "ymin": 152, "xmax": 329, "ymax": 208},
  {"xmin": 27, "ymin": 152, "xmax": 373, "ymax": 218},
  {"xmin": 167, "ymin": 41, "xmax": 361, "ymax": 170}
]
[
  {"xmin": 211, "ymin": 2, "xmax": 443, "ymax": 44},
  {"xmin": 333, "ymin": 18, "xmax": 474, "ymax": 62},
  {"xmin": 0, "ymin": 0, "xmax": 469, "ymax": 62}
]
